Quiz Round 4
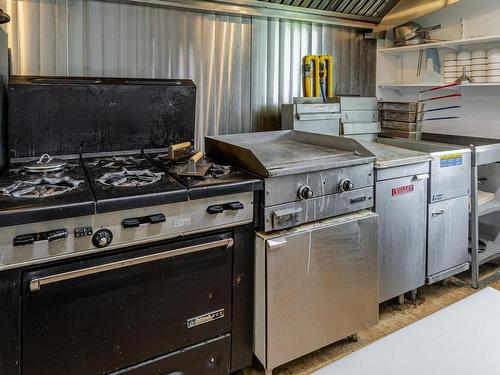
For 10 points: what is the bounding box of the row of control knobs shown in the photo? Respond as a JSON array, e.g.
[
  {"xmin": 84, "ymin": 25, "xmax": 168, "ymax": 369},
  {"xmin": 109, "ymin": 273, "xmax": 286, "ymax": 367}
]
[{"xmin": 297, "ymin": 178, "xmax": 354, "ymax": 200}]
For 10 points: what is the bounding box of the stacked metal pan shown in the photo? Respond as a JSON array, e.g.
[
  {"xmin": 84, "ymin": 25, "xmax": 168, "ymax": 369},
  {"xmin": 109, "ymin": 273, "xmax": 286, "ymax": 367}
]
[{"xmin": 379, "ymin": 101, "xmax": 425, "ymax": 140}]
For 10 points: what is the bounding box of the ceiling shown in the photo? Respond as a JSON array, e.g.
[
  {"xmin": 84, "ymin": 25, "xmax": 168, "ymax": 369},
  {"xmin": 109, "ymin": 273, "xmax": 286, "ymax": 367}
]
[{"xmin": 256, "ymin": 0, "xmax": 400, "ymax": 20}]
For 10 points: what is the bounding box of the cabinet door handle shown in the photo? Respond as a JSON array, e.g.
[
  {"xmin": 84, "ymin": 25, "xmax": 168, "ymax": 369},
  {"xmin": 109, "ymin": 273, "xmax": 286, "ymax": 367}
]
[
  {"xmin": 267, "ymin": 237, "xmax": 288, "ymax": 250},
  {"xmin": 29, "ymin": 238, "xmax": 233, "ymax": 292},
  {"xmin": 414, "ymin": 173, "xmax": 429, "ymax": 180},
  {"xmin": 432, "ymin": 209, "xmax": 445, "ymax": 217}
]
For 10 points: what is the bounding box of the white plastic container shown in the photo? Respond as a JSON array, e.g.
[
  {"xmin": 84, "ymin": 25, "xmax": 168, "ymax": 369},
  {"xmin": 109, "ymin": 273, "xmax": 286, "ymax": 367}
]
[
  {"xmin": 457, "ymin": 51, "xmax": 472, "ymax": 61},
  {"xmin": 443, "ymin": 52, "xmax": 457, "ymax": 61},
  {"xmin": 472, "ymin": 76, "xmax": 487, "ymax": 83},
  {"xmin": 472, "ymin": 49, "xmax": 487, "ymax": 58},
  {"xmin": 471, "ymin": 64, "xmax": 487, "ymax": 71},
  {"xmin": 488, "ymin": 62, "xmax": 500, "ymax": 70}
]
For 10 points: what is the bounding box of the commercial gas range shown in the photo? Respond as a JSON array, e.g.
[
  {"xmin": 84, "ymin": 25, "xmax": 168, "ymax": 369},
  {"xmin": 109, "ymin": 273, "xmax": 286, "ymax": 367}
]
[
  {"xmin": 0, "ymin": 76, "xmax": 262, "ymax": 375},
  {"xmin": 206, "ymin": 131, "xmax": 379, "ymax": 374}
]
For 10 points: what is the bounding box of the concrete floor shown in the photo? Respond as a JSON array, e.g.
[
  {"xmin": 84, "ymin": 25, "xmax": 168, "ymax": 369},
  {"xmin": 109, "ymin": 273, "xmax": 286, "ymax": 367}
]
[{"xmin": 237, "ymin": 265, "xmax": 500, "ymax": 375}]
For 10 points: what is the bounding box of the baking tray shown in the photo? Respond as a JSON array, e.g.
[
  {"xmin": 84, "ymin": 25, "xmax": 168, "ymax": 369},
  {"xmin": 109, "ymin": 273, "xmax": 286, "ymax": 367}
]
[
  {"xmin": 381, "ymin": 130, "xmax": 422, "ymax": 140},
  {"xmin": 381, "ymin": 110, "xmax": 424, "ymax": 123},
  {"xmin": 380, "ymin": 101, "xmax": 424, "ymax": 112},
  {"xmin": 381, "ymin": 120, "xmax": 422, "ymax": 132}
]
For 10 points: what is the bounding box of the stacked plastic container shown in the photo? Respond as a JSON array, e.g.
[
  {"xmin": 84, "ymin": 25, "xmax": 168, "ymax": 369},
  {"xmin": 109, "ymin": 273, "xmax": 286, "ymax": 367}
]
[
  {"xmin": 456, "ymin": 51, "xmax": 472, "ymax": 80},
  {"xmin": 471, "ymin": 50, "xmax": 487, "ymax": 83},
  {"xmin": 443, "ymin": 52, "xmax": 458, "ymax": 83},
  {"xmin": 487, "ymin": 49, "xmax": 500, "ymax": 83}
]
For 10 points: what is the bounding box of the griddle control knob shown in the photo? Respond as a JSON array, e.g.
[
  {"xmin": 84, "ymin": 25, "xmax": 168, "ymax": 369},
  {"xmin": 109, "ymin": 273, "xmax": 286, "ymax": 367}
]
[
  {"xmin": 298, "ymin": 185, "xmax": 314, "ymax": 200},
  {"xmin": 92, "ymin": 229, "xmax": 113, "ymax": 248},
  {"xmin": 339, "ymin": 178, "xmax": 354, "ymax": 192}
]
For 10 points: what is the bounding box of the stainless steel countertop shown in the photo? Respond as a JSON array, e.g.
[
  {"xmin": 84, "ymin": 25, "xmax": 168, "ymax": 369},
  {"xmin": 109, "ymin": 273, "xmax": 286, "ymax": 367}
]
[
  {"xmin": 358, "ymin": 140, "xmax": 431, "ymax": 169},
  {"xmin": 421, "ymin": 133, "xmax": 500, "ymax": 166},
  {"xmin": 377, "ymin": 137, "xmax": 471, "ymax": 157}
]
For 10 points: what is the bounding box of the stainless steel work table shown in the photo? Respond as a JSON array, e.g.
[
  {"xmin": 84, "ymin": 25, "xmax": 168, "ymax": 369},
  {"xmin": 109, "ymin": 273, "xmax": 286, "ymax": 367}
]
[{"xmin": 422, "ymin": 133, "xmax": 500, "ymax": 288}]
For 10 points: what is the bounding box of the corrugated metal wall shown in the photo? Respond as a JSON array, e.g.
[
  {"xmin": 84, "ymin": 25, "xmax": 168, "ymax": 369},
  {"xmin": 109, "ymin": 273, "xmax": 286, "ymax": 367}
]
[
  {"xmin": 0, "ymin": 0, "xmax": 375, "ymax": 146},
  {"xmin": 252, "ymin": 18, "xmax": 375, "ymax": 130}
]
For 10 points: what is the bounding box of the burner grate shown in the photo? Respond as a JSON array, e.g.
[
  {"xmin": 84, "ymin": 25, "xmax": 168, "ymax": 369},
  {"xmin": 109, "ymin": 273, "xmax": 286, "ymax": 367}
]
[
  {"xmin": 96, "ymin": 168, "xmax": 163, "ymax": 187},
  {"xmin": 0, "ymin": 177, "xmax": 83, "ymax": 198},
  {"xmin": 208, "ymin": 164, "xmax": 232, "ymax": 178},
  {"xmin": 88, "ymin": 156, "xmax": 145, "ymax": 169}
]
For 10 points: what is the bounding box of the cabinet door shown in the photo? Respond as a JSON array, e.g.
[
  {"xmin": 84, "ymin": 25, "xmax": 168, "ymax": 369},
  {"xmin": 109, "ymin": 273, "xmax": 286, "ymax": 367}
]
[
  {"xmin": 428, "ymin": 196, "xmax": 469, "ymax": 277},
  {"xmin": 22, "ymin": 235, "xmax": 233, "ymax": 375},
  {"xmin": 265, "ymin": 214, "xmax": 378, "ymax": 370},
  {"xmin": 376, "ymin": 175, "xmax": 427, "ymax": 302}
]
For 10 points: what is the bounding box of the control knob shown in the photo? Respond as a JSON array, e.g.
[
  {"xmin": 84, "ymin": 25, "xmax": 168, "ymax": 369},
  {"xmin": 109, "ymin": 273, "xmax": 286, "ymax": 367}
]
[
  {"xmin": 92, "ymin": 229, "xmax": 113, "ymax": 248},
  {"xmin": 339, "ymin": 178, "xmax": 354, "ymax": 192},
  {"xmin": 298, "ymin": 185, "xmax": 314, "ymax": 200}
]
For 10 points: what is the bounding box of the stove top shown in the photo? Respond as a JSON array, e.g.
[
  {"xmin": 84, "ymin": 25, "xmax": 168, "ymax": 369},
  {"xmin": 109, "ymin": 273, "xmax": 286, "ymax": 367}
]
[
  {"xmin": 151, "ymin": 154, "xmax": 262, "ymax": 199},
  {"xmin": 0, "ymin": 159, "xmax": 95, "ymax": 226},
  {"xmin": 83, "ymin": 154, "xmax": 188, "ymax": 213}
]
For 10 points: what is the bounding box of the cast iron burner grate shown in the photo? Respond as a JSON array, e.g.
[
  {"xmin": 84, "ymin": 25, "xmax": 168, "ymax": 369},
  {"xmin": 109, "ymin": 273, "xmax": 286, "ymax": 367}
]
[
  {"xmin": 88, "ymin": 156, "xmax": 145, "ymax": 169},
  {"xmin": 206, "ymin": 164, "xmax": 232, "ymax": 179},
  {"xmin": 96, "ymin": 168, "xmax": 163, "ymax": 187},
  {"xmin": 0, "ymin": 177, "xmax": 84, "ymax": 198}
]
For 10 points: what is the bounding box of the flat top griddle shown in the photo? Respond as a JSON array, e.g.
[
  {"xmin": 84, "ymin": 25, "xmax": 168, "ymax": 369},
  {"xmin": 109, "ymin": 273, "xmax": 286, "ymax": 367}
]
[{"xmin": 206, "ymin": 130, "xmax": 375, "ymax": 177}]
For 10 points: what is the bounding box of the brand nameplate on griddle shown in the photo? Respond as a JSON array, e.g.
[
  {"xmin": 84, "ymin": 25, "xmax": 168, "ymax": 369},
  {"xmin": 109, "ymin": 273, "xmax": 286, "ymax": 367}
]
[{"xmin": 186, "ymin": 308, "xmax": 224, "ymax": 328}]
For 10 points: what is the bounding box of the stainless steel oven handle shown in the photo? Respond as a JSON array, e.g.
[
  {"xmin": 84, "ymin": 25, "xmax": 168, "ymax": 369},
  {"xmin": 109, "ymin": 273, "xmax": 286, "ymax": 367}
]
[{"xmin": 29, "ymin": 238, "xmax": 233, "ymax": 292}]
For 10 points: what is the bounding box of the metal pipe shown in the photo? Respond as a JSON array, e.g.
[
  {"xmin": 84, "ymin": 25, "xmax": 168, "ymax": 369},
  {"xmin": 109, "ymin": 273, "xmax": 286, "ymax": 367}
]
[
  {"xmin": 312, "ymin": 56, "xmax": 320, "ymax": 97},
  {"xmin": 303, "ymin": 55, "xmax": 314, "ymax": 97},
  {"xmin": 319, "ymin": 55, "xmax": 333, "ymax": 97}
]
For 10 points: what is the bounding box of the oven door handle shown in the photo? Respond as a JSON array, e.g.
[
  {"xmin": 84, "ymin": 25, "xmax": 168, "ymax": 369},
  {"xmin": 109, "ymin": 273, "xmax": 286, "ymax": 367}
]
[{"xmin": 29, "ymin": 238, "xmax": 233, "ymax": 292}]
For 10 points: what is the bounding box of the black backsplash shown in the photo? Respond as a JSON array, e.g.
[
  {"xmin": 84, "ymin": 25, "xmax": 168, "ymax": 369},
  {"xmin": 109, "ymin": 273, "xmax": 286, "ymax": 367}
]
[{"xmin": 7, "ymin": 76, "xmax": 196, "ymax": 158}]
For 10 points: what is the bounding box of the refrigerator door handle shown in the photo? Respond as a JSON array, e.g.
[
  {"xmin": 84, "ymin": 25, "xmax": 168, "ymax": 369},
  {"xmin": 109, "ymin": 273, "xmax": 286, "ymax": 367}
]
[
  {"xmin": 414, "ymin": 173, "xmax": 430, "ymax": 180},
  {"xmin": 431, "ymin": 209, "xmax": 445, "ymax": 217},
  {"xmin": 267, "ymin": 237, "xmax": 288, "ymax": 250}
]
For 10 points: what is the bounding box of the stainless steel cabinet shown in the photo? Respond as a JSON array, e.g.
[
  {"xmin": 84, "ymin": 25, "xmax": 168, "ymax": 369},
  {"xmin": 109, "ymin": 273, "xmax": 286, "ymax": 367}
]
[
  {"xmin": 254, "ymin": 211, "xmax": 378, "ymax": 372},
  {"xmin": 376, "ymin": 174, "xmax": 427, "ymax": 303},
  {"xmin": 427, "ymin": 196, "xmax": 469, "ymax": 281}
]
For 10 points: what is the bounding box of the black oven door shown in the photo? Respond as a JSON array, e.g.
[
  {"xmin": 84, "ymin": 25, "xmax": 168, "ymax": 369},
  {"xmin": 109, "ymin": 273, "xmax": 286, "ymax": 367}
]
[{"xmin": 21, "ymin": 233, "xmax": 233, "ymax": 375}]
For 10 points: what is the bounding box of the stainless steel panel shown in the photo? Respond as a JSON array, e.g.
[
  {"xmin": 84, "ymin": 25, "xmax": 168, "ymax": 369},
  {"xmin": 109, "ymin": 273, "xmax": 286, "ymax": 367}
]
[
  {"xmin": 263, "ymin": 162, "xmax": 373, "ymax": 206},
  {"xmin": 263, "ymin": 186, "xmax": 373, "ymax": 231},
  {"xmin": 377, "ymin": 137, "xmax": 472, "ymax": 202},
  {"xmin": 429, "ymin": 152, "xmax": 471, "ymax": 202},
  {"xmin": 342, "ymin": 122, "xmax": 380, "ymax": 135},
  {"xmin": 375, "ymin": 161, "xmax": 429, "ymax": 181},
  {"xmin": 421, "ymin": 133, "xmax": 500, "ymax": 167},
  {"xmin": 0, "ymin": 192, "xmax": 254, "ymax": 270},
  {"xmin": 340, "ymin": 96, "xmax": 378, "ymax": 110},
  {"xmin": 255, "ymin": 210, "xmax": 378, "ymax": 371},
  {"xmin": 426, "ymin": 262, "xmax": 469, "ymax": 284},
  {"xmin": 376, "ymin": 175, "xmax": 427, "ymax": 303},
  {"xmin": 296, "ymin": 103, "xmax": 340, "ymax": 114},
  {"xmin": 341, "ymin": 110, "xmax": 378, "ymax": 123},
  {"xmin": 427, "ymin": 196, "xmax": 469, "ymax": 279}
]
